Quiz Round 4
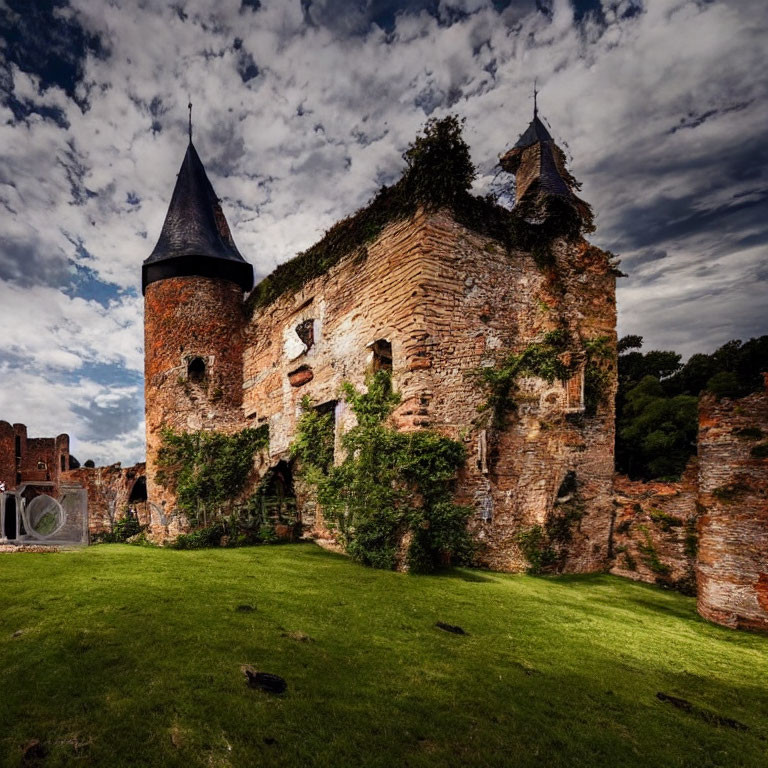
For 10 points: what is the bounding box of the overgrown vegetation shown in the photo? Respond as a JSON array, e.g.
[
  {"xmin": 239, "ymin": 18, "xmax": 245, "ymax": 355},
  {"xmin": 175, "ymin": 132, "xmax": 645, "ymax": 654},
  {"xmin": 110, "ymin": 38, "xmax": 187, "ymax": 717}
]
[
  {"xmin": 474, "ymin": 329, "xmax": 572, "ymax": 429},
  {"xmin": 616, "ymin": 335, "xmax": 768, "ymax": 480},
  {"xmin": 636, "ymin": 525, "xmax": 672, "ymax": 577},
  {"xmin": 247, "ymin": 115, "xmax": 589, "ymax": 313},
  {"xmin": 584, "ymin": 335, "xmax": 613, "ymax": 417},
  {"xmin": 294, "ymin": 371, "xmax": 473, "ymax": 572},
  {"xmin": 155, "ymin": 425, "xmax": 269, "ymax": 526},
  {"xmin": 93, "ymin": 514, "xmax": 145, "ymax": 544},
  {"xmin": 515, "ymin": 472, "xmax": 585, "ymax": 575}
]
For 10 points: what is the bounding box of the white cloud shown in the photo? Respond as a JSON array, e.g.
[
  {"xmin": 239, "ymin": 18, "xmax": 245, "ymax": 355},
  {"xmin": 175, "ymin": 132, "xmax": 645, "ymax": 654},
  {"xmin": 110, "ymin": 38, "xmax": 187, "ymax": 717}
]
[{"xmin": 0, "ymin": 0, "xmax": 766, "ymax": 462}]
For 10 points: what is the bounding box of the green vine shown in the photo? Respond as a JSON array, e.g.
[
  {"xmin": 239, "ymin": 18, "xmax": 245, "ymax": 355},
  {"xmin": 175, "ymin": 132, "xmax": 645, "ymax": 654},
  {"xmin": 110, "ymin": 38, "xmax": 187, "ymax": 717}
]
[
  {"xmin": 474, "ymin": 329, "xmax": 572, "ymax": 429},
  {"xmin": 294, "ymin": 371, "xmax": 473, "ymax": 573},
  {"xmin": 584, "ymin": 335, "xmax": 614, "ymax": 417},
  {"xmin": 636, "ymin": 525, "xmax": 671, "ymax": 576},
  {"xmin": 155, "ymin": 425, "xmax": 269, "ymax": 526}
]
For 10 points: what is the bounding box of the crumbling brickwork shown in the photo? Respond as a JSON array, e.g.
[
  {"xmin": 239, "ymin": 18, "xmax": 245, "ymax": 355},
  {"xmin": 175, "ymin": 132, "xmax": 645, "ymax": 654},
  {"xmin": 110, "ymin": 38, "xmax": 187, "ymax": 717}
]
[
  {"xmin": 62, "ymin": 463, "xmax": 147, "ymax": 536},
  {"xmin": 610, "ymin": 464, "xmax": 699, "ymax": 593},
  {"xmin": 144, "ymin": 276, "xmax": 246, "ymax": 536},
  {"xmin": 141, "ymin": 113, "xmax": 617, "ymax": 568},
  {"xmin": 0, "ymin": 421, "xmax": 69, "ymax": 491},
  {"xmin": 696, "ymin": 381, "xmax": 768, "ymax": 631},
  {"xmin": 241, "ymin": 209, "xmax": 617, "ymax": 571}
]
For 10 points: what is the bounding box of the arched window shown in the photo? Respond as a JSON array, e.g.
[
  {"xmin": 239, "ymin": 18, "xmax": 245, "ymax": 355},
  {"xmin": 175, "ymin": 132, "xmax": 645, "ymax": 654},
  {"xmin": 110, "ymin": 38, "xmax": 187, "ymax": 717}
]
[{"xmin": 187, "ymin": 357, "xmax": 206, "ymax": 383}]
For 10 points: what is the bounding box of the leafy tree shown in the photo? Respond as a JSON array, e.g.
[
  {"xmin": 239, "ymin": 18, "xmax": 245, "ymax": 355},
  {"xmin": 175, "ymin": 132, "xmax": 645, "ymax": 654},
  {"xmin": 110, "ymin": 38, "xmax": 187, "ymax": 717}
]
[{"xmin": 616, "ymin": 334, "xmax": 768, "ymax": 479}]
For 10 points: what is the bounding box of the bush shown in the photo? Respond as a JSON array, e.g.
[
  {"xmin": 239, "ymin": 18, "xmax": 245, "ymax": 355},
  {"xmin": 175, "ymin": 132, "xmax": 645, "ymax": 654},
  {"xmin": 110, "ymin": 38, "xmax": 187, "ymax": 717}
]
[{"xmin": 297, "ymin": 372, "xmax": 473, "ymax": 573}]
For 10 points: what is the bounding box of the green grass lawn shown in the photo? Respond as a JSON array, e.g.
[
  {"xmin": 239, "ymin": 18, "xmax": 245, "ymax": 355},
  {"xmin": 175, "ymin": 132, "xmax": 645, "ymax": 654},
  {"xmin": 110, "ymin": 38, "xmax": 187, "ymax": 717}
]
[{"xmin": 1, "ymin": 544, "xmax": 766, "ymax": 768}]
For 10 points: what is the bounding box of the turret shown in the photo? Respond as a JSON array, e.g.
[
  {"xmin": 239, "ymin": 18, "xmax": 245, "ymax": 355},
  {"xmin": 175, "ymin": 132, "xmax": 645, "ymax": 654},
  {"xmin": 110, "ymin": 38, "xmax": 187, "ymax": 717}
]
[
  {"xmin": 143, "ymin": 127, "xmax": 253, "ymax": 531},
  {"xmin": 500, "ymin": 95, "xmax": 593, "ymax": 232}
]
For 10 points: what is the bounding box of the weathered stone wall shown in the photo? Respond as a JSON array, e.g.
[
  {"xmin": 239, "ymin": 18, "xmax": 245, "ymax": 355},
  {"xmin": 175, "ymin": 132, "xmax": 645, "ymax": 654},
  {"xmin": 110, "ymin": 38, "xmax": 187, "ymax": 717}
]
[
  {"xmin": 697, "ymin": 381, "xmax": 768, "ymax": 631},
  {"xmin": 144, "ymin": 276, "xmax": 247, "ymax": 537},
  {"xmin": 610, "ymin": 464, "xmax": 699, "ymax": 593},
  {"xmin": 242, "ymin": 208, "xmax": 616, "ymax": 571},
  {"xmin": 62, "ymin": 462, "xmax": 147, "ymax": 536},
  {"xmin": 413, "ymin": 213, "xmax": 616, "ymax": 572}
]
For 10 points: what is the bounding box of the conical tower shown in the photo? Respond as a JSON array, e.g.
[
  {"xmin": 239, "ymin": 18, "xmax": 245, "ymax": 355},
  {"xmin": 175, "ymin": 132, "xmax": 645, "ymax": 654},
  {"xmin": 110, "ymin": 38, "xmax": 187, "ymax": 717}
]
[
  {"xmin": 500, "ymin": 96, "xmax": 593, "ymax": 232},
  {"xmin": 143, "ymin": 132, "xmax": 253, "ymax": 534}
]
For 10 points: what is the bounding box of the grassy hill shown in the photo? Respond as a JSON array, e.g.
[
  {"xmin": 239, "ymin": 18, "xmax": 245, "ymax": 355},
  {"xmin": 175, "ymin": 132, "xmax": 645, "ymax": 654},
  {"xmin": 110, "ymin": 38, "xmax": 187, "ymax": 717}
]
[{"xmin": 1, "ymin": 544, "xmax": 766, "ymax": 767}]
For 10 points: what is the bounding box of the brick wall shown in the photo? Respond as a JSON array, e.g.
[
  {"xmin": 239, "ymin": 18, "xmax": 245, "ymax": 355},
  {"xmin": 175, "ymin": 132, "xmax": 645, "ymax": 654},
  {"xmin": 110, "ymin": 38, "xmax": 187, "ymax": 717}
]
[
  {"xmin": 610, "ymin": 464, "xmax": 699, "ymax": 593},
  {"xmin": 144, "ymin": 276, "xmax": 247, "ymax": 537},
  {"xmin": 696, "ymin": 382, "xmax": 768, "ymax": 630},
  {"xmin": 241, "ymin": 208, "xmax": 617, "ymax": 571}
]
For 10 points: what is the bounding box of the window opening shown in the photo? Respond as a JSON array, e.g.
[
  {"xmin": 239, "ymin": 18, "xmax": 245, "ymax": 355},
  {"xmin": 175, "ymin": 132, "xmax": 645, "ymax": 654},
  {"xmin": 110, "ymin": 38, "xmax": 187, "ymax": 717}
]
[
  {"xmin": 187, "ymin": 357, "xmax": 206, "ymax": 383},
  {"xmin": 61, "ymin": 455, "xmax": 66, "ymax": 472},
  {"xmin": 371, "ymin": 339, "xmax": 393, "ymax": 373},
  {"xmin": 128, "ymin": 476, "xmax": 147, "ymax": 504},
  {"xmin": 295, "ymin": 319, "xmax": 315, "ymax": 351},
  {"xmin": 565, "ymin": 365, "xmax": 585, "ymax": 412}
]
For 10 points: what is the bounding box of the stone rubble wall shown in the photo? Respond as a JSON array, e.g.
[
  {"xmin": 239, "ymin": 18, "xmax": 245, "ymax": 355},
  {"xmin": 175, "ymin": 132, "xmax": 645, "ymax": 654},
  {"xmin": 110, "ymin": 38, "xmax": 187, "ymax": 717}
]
[
  {"xmin": 144, "ymin": 276, "xmax": 247, "ymax": 538},
  {"xmin": 242, "ymin": 208, "xmax": 617, "ymax": 571},
  {"xmin": 696, "ymin": 382, "xmax": 768, "ymax": 631},
  {"xmin": 610, "ymin": 464, "xmax": 699, "ymax": 593},
  {"xmin": 62, "ymin": 463, "xmax": 147, "ymax": 536}
]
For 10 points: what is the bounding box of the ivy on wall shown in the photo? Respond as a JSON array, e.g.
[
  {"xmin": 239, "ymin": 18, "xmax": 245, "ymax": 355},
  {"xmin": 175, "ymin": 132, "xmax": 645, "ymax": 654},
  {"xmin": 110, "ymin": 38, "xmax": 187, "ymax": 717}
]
[
  {"xmin": 474, "ymin": 330, "xmax": 573, "ymax": 429},
  {"xmin": 155, "ymin": 425, "xmax": 269, "ymax": 526},
  {"xmin": 294, "ymin": 371, "xmax": 474, "ymax": 573}
]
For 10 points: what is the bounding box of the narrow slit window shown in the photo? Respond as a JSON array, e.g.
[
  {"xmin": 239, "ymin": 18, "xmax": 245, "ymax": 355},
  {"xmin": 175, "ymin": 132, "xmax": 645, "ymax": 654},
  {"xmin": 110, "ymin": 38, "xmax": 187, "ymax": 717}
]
[
  {"xmin": 565, "ymin": 365, "xmax": 585, "ymax": 412},
  {"xmin": 371, "ymin": 339, "xmax": 393, "ymax": 373}
]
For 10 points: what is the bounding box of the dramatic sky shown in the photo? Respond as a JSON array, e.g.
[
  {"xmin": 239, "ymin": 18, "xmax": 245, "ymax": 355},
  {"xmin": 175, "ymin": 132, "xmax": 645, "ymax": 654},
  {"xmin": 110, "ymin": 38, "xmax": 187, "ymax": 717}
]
[{"xmin": 0, "ymin": 0, "xmax": 766, "ymax": 464}]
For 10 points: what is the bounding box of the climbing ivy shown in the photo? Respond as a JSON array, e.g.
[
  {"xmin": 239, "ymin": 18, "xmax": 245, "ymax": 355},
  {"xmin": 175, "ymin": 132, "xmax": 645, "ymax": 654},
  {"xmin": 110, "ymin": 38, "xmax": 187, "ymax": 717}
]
[
  {"xmin": 584, "ymin": 335, "xmax": 614, "ymax": 417},
  {"xmin": 474, "ymin": 330, "xmax": 572, "ymax": 429},
  {"xmin": 155, "ymin": 425, "xmax": 269, "ymax": 526},
  {"xmin": 295, "ymin": 371, "xmax": 473, "ymax": 572}
]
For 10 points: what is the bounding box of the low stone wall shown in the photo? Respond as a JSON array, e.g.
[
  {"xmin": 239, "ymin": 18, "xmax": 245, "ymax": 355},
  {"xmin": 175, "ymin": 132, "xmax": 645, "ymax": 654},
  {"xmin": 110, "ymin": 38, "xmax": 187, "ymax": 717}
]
[
  {"xmin": 610, "ymin": 465, "xmax": 699, "ymax": 594},
  {"xmin": 697, "ymin": 382, "xmax": 768, "ymax": 631}
]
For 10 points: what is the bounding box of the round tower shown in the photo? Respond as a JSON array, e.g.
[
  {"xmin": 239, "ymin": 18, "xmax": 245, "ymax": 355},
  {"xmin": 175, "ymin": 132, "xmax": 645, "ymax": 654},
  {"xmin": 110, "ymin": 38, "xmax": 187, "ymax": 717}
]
[{"xmin": 143, "ymin": 138, "xmax": 254, "ymax": 534}]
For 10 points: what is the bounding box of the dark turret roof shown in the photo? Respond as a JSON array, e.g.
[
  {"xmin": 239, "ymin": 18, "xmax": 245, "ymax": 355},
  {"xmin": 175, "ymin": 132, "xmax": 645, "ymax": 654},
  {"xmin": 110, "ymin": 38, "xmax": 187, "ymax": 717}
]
[
  {"xmin": 513, "ymin": 113, "xmax": 553, "ymax": 149},
  {"xmin": 142, "ymin": 142, "xmax": 253, "ymax": 294}
]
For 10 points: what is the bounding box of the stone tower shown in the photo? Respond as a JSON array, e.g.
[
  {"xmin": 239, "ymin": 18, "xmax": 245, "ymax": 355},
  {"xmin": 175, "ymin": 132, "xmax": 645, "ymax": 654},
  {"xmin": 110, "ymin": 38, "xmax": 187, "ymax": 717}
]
[{"xmin": 143, "ymin": 139, "xmax": 253, "ymax": 532}]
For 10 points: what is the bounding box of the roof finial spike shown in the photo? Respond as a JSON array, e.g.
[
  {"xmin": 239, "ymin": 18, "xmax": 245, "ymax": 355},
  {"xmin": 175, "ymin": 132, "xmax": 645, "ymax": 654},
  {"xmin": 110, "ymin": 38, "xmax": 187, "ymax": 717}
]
[
  {"xmin": 533, "ymin": 79, "xmax": 538, "ymax": 119},
  {"xmin": 188, "ymin": 98, "xmax": 193, "ymax": 144}
]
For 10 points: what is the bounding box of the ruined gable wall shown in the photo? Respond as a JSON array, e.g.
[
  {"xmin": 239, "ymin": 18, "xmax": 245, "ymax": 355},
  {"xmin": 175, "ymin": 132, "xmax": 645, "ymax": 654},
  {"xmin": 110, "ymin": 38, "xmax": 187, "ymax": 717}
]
[
  {"xmin": 610, "ymin": 465, "xmax": 699, "ymax": 593},
  {"xmin": 243, "ymin": 208, "xmax": 616, "ymax": 571},
  {"xmin": 63, "ymin": 463, "xmax": 147, "ymax": 536},
  {"xmin": 0, "ymin": 423, "xmax": 70, "ymax": 490},
  {"xmin": 697, "ymin": 382, "xmax": 768, "ymax": 631},
  {"xmin": 413, "ymin": 211, "xmax": 616, "ymax": 572},
  {"xmin": 243, "ymin": 213, "xmax": 437, "ymax": 535},
  {"xmin": 144, "ymin": 277, "xmax": 246, "ymax": 536}
]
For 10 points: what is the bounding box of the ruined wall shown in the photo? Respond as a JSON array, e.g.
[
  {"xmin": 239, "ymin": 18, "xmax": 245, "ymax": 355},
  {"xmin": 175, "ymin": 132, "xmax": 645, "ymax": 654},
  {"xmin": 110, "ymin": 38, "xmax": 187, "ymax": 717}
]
[
  {"xmin": 144, "ymin": 276, "xmax": 246, "ymax": 537},
  {"xmin": 697, "ymin": 381, "xmax": 768, "ymax": 631},
  {"xmin": 63, "ymin": 462, "xmax": 147, "ymax": 536},
  {"xmin": 0, "ymin": 422, "xmax": 69, "ymax": 491},
  {"xmin": 243, "ymin": 208, "xmax": 616, "ymax": 571},
  {"xmin": 414, "ymin": 212, "xmax": 616, "ymax": 572},
  {"xmin": 610, "ymin": 464, "xmax": 699, "ymax": 594}
]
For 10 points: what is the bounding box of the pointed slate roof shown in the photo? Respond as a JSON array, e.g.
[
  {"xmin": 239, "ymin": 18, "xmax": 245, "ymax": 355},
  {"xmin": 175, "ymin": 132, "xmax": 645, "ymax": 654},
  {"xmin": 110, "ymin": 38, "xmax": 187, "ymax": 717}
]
[
  {"xmin": 513, "ymin": 113, "xmax": 553, "ymax": 149},
  {"xmin": 142, "ymin": 142, "xmax": 253, "ymax": 294}
]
